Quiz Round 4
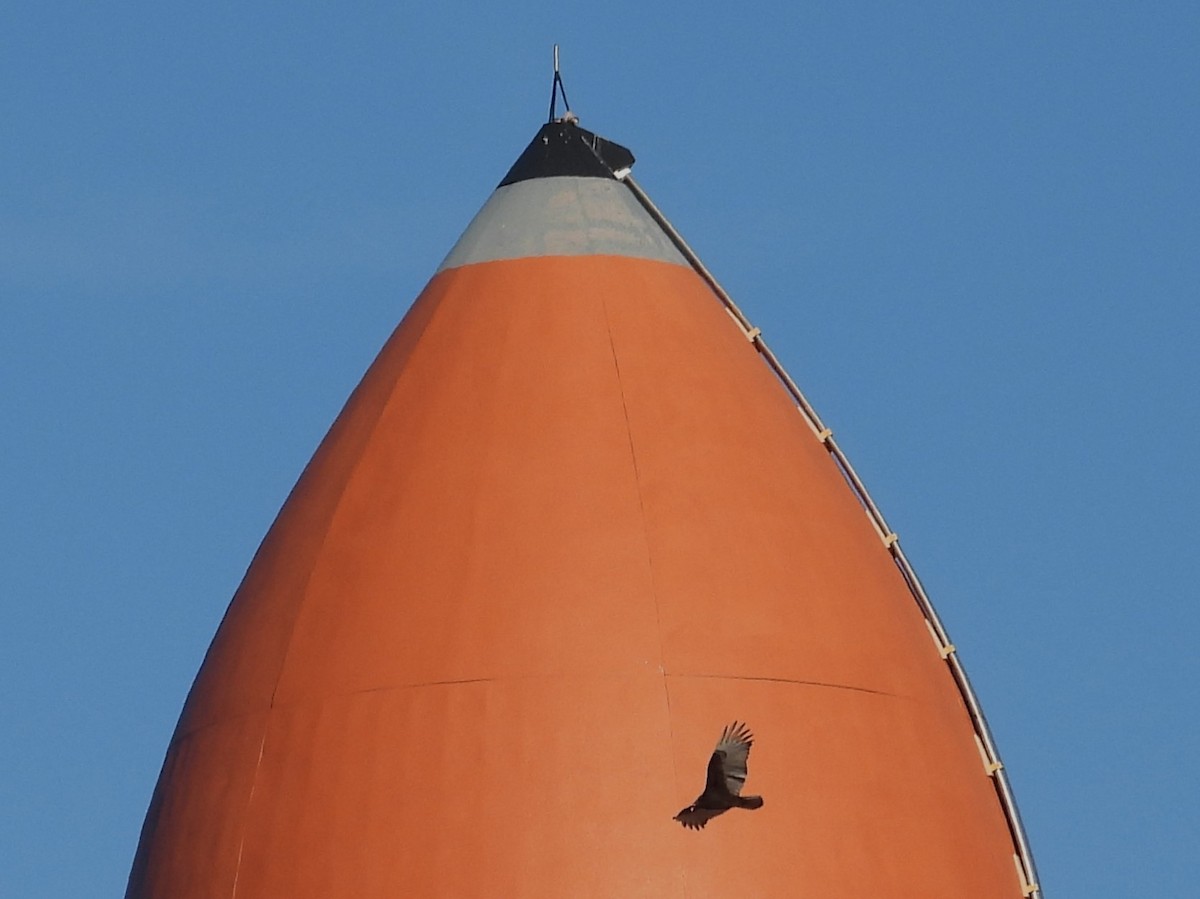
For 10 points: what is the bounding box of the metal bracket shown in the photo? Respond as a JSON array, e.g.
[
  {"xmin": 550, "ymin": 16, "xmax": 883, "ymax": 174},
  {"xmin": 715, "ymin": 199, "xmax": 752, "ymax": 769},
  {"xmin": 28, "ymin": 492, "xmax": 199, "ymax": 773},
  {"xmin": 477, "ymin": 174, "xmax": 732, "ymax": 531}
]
[
  {"xmin": 975, "ymin": 734, "xmax": 1003, "ymax": 776},
  {"xmin": 1013, "ymin": 854, "xmax": 1039, "ymax": 896},
  {"xmin": 924, "ymin": 619, "xmax": 955, "ymax": 658}
]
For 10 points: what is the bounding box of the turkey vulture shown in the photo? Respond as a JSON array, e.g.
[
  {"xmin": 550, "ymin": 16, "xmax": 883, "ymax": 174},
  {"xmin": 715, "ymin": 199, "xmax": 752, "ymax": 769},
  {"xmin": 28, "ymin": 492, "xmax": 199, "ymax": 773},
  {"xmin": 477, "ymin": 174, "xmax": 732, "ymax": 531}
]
[{"xmin": 674, "ymin": 721, "xmax": 764, "ymax": 830}]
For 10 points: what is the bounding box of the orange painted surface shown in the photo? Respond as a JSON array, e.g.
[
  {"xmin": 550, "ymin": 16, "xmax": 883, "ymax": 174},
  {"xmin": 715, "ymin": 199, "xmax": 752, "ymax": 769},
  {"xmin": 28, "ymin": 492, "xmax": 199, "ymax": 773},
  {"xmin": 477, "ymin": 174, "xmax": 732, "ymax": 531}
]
[{"xmin": 129, "ymin": 255, "xmax": 1020, "ymax": 897}]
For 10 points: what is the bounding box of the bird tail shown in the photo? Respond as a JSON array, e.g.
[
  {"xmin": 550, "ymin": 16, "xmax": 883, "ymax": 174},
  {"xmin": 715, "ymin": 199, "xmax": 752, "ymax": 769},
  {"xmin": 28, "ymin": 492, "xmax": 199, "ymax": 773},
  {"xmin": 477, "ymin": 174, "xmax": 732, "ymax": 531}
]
[{"xmin": 737, "ymin": 795, "xmax": 764, "ymax": 810}]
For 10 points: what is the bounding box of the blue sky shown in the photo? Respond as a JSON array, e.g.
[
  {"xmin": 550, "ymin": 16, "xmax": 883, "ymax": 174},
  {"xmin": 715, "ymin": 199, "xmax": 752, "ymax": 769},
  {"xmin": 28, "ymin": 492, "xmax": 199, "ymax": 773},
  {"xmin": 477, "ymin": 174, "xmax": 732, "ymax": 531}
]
[{"xmin": 3, "ymin": 2, "xmax": 1197, "ymax": 896}]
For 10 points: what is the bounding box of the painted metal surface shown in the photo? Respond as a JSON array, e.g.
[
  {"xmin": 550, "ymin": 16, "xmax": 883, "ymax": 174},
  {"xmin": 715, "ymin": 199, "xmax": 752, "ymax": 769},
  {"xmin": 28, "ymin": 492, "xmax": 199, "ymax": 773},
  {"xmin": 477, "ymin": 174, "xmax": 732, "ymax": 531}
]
[
  {"xmin": 128, "ymin": 134, "xmax": 1029, "ymax": 896},
  {"xmin": 438, "ymin": 176, "xmax": 687, "ymax": 271}
]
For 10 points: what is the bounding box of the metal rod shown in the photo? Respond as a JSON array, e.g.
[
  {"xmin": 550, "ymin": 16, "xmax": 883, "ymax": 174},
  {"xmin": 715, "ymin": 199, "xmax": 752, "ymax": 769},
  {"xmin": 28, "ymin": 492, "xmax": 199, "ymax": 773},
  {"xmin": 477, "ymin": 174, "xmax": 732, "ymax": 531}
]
[{"xmin": 620, "ymin": 170, "xmax": 1043, "ymax": 898}]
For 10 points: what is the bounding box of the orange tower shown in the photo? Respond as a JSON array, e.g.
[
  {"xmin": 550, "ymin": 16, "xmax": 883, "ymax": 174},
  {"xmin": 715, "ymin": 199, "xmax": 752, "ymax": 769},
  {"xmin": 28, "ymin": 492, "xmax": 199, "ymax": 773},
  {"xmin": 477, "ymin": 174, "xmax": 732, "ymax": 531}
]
[{"xmin": 127, "ymin": 102, "xmax": 1041, "ymax": 897}]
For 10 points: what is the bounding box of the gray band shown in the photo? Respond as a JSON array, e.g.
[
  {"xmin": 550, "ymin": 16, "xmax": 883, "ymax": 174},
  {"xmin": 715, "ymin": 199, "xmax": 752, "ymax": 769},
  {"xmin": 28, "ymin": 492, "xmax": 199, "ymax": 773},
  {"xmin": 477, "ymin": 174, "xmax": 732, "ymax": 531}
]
[{"xmin": 438, "ymin": 177, "xmax": 688, "ymax": 272}]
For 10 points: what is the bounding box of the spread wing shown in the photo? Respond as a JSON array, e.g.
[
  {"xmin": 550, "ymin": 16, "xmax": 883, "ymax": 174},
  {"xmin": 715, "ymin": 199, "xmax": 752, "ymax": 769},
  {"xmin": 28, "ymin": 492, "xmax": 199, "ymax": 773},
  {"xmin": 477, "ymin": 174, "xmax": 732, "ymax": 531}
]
[
  {"xmin": 701, "ymin": 746, "xmax": 728, "ymax": 797},
  {"xmin": 713, "ymin": 721, "xmax": 754, "ymax": 796},
  {"xmin": 674, "ymin": 805, "xmax": 722, "ymax": 830}
]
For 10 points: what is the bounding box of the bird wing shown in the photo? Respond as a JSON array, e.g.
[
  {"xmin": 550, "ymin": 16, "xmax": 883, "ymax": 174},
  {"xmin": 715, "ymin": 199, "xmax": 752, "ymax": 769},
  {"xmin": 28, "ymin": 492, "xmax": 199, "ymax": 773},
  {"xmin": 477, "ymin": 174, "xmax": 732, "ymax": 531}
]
[
  {"xmin": 713, "ymin": 721, "xmax": 754, "ymax": 796},
  {"xmin": 674, "ymin": 805, "xmax": 722, "ymax": 830},
  {"xmin": 702, "ymin": 748, "xmax": 728, "ymax": 797}
]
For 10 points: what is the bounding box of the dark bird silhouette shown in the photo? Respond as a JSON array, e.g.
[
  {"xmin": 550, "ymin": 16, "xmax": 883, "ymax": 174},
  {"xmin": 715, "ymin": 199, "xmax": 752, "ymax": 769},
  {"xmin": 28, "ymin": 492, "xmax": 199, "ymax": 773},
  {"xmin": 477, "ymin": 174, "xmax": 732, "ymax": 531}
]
[{"xmin": 674, "ymin": 721, "xmax": 764, "ymax": 830}]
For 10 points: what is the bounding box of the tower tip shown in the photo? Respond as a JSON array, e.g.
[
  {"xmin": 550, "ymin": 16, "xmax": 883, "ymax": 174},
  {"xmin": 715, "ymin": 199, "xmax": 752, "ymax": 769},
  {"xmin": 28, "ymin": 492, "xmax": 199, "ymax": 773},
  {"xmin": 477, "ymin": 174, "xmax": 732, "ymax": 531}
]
[{"xmin": 548, "ymin": 44, "xmax": 576, "ymax": 124}]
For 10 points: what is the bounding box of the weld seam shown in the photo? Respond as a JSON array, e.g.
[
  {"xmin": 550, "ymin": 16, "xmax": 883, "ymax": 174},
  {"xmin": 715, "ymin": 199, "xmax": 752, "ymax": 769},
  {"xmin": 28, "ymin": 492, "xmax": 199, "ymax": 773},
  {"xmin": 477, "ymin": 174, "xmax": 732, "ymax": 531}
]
[{"xmin": 669, "ymin": 673, "xmax": 897, "ymax": 697}]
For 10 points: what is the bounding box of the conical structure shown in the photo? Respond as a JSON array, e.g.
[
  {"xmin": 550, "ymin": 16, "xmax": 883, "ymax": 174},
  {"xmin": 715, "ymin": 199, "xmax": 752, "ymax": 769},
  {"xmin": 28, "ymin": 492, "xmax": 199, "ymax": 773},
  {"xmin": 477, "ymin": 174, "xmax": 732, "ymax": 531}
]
[{"xmin": 128, "ymin": 116, "xmax": 1039, "ymax": 897}]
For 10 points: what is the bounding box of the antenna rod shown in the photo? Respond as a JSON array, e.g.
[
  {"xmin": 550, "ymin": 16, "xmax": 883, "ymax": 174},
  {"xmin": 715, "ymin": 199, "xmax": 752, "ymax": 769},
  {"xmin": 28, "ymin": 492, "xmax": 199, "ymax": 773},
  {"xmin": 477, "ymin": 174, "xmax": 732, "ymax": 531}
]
[{"xmin": 548, "ymin": 44, "xmax": 571, "ymax": 122}]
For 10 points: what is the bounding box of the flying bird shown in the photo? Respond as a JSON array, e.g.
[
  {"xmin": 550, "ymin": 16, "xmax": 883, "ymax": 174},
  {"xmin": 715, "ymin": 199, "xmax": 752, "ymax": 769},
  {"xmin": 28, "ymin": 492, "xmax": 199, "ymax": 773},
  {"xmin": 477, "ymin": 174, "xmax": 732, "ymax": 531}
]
[{"xmin": 674, "ymin": 721, "xmax": 764, "ymax": 830}]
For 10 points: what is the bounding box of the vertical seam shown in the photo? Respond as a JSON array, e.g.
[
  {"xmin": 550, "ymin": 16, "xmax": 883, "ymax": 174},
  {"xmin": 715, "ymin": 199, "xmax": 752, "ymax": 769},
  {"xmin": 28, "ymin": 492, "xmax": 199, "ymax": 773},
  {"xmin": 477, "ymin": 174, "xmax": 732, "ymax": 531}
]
[
  {"xmin": 228, "ymin": 729, "xmax": 269, "ymax": 899},
  {"xmin": 600, "ymin": 296, "xmax": 687, "ymax": 897},
  {"xmin": 225, "ymin": 287, "xmax": 452, "ymax": 896}
]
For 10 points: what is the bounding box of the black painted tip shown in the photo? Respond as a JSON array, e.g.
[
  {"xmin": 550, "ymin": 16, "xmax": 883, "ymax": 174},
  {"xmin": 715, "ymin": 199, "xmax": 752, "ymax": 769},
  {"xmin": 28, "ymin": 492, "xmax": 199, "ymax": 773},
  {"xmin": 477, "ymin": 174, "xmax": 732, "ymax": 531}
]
[{"xmin": 498, "ymin": 121, "xmax": 635, "ymax": 188}]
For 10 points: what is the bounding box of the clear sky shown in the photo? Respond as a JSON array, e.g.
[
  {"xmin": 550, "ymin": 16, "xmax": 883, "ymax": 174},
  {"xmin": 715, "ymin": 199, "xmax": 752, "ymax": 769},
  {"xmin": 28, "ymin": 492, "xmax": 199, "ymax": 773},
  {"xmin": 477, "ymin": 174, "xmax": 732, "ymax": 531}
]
[{"xmin": 3, "ymin": 2, "xmax": 1197, "ymax": 896}]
